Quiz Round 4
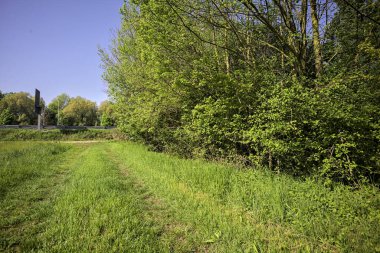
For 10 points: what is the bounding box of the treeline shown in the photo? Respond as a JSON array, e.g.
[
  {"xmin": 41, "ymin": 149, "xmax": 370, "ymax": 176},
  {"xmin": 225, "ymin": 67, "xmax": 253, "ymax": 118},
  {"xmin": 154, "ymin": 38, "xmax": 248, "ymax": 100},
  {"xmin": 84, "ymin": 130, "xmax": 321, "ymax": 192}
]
[
  {"xmin": 0, "ymin": 91, "xmax": 116, "ymax": 126},
  {"xmin": 101, "ymin": 0, "xmax": 380, "ymax": 185}
]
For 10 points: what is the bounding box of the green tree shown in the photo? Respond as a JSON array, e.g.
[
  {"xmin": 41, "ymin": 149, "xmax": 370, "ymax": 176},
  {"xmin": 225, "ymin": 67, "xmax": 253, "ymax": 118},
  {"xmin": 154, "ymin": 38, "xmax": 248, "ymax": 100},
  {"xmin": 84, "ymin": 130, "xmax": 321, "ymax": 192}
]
[
  {"xmin": 0, "ymin": 92, "xmax": 35, "ymax": 125},
  {"xmin": 324, "ymin": 0, "xmax": 380, "ymax": 74},
  {"xmin": 47, "ymin": 93, "xmax": 71, "ymax": 125},
  {"xmin": 98, "ymin": 101, "xmax": 115, "ymax": 126},
  {"xmin": 61, "ymin": 97, "xmax": 97, "ymax": 126},
  {"xmin": 101, "ymin": 0, "xmax": 380, "ymax": 185},
  {"xmin": 0, "ymin": 108, "xmax": 12, "ymax": 125}
]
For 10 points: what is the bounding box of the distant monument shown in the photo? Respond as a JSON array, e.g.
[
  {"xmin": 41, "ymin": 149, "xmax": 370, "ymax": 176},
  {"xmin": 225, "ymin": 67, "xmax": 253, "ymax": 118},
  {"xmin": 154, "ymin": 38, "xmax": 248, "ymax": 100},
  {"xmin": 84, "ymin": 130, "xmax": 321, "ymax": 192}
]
[{"xmin": 35, "ymin": 89, "xmax": 42, "ymax": 130}]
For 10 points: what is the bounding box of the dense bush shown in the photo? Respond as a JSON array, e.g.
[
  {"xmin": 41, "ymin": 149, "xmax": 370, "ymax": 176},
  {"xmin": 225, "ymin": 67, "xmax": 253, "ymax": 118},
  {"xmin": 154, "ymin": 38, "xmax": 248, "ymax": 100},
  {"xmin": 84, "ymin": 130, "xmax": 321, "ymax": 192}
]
[{"xmin": 101, "ymin": 0, "xmax": 380, "ymax": 186}]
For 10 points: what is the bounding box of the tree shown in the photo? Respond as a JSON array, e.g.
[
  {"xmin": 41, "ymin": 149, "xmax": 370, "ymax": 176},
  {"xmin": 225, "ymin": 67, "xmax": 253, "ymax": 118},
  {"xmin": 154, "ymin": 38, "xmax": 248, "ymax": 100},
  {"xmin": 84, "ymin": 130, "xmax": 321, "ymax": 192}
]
[
  {"xmin": 0, "ymin": 108, "xmax": 12, "ymax": 125},
  {"xmin": 61, "ymin": 97, "xmax": 97, "ymax": 126},
  {"xmin": 0, "ymin": 92, "xmax": 35, "ymax": 125},
  {"xmin": 98, "ymin": 101, "xmax": 115, "ymax": 126},
  {"xmin": 310, "ymin": 0, "xmax": 323, "ymax": 76},
  {"xmin": 47, "ymin": 93, "xmax": 71, "ymax": 125},
  {"xmin": 324, "ymin": 0, "xmax": 380, "ymax": 73},
  {"xmin": 101, "ymin": 0, "xmax": 380, "ymax": 185}
]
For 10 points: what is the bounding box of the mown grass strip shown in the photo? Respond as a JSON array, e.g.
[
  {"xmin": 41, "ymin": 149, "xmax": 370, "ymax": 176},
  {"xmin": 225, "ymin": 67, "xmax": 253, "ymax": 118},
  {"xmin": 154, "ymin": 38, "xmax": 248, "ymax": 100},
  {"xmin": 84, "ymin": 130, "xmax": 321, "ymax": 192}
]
[
  {"xmin": 108, "ymin": 141, "xmax": 380, "ymax": 253},
  {"xmin": 105, "ymin": 147, "xmax": 196, "ymax": 253},
  {"xmin": 38, "ymin": 144, "xmax": 163, "ymax": 252},
  {"xmin": 0, "ymin": 142, "xmax": 75, "ymax": 252}
]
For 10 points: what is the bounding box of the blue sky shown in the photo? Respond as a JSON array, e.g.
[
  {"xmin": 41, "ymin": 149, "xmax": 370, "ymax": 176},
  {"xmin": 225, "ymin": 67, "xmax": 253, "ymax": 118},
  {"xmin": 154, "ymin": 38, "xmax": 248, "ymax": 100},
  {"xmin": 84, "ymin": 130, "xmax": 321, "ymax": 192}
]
[{"xmin": 0, "ymin": 0, "xmax": 124, "ymax": 105}]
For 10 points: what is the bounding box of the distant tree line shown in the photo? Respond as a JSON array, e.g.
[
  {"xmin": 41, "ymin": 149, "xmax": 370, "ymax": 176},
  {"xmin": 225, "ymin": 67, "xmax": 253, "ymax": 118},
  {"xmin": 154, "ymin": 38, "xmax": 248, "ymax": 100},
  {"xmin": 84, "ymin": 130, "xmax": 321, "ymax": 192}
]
[
  {"xmin": 100, "ymin": 0, "xmax": 380, "ymax": 185},
  {"xmin": 0, "ymin": 91, "xmax": 115, "ymax": 127}
]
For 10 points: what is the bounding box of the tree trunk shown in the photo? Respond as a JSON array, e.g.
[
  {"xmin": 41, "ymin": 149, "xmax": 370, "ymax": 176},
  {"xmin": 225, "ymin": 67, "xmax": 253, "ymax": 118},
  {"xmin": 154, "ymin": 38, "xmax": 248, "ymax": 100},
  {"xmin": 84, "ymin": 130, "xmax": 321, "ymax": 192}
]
[
  {"xmin": 300, "ymin": 0, "xmax": 308, "ymax": 72},
  {"xmin": 311, "ymin": 0, "xmax": 322, "ymax": 77},
  {"xmin": 224, "ymin": 28, "xmax": 230, "ymax": 74},
  {"xmin": 212, "ymin": 27, "xmax": 220, "ymax": 70}
]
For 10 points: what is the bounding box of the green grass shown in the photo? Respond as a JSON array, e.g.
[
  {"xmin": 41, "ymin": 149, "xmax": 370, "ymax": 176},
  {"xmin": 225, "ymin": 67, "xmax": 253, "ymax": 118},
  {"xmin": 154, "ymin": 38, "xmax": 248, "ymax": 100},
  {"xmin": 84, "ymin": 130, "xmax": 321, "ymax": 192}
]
[
  {"xmin": 107, "ymin": 142, "xmax": 380, "ymax": 252},
  {"xmin": 1, "ymin": 141, "xmax": 379, "ymax": 252},
  {"xmin": 0, "ymin": 142, "xmax": 72, "ymax": 251},
  {"xmin": 0, "ymin": 128, "xmax": 127, "ymax": 141},
  {"xmin": 39, "ymin": 144, "xmax": 164, "ymax": 252}
]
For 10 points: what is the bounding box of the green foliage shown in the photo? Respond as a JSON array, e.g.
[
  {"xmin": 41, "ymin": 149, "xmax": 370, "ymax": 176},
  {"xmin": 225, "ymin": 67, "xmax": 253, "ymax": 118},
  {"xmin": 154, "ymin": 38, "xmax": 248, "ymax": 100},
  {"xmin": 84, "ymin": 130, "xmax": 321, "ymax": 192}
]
[
  {"xmin": 47, "ymin": 93, "xmax": 71, "ymax": 125},
  {"xmin": 100, "ymin": 113, "xmax": 113, "ymax": 127},
  {"xmin": 98, "ymin": 101, "xmax": 116, "ymax": 126},
  {"xmin": 324, "ymin": 0, "xmax": 380, "ymax": 74},
  {"xmin": 61, "ymin": 96, "xmax": 97, "ymax": 126},
  {"xmin": 101, "ymin": 1, "xmax": 380, "ymax": 185},
  {"xmin": 0, "ymin": 128, "xmax": 127, "ymax": 141},
  {"xmin": 0, "ymin": 92, "xmax": 35, "ymax": 125},
  {"xmin": 0, "ymin": 108, "xmax": 12, "ymax": 125}
]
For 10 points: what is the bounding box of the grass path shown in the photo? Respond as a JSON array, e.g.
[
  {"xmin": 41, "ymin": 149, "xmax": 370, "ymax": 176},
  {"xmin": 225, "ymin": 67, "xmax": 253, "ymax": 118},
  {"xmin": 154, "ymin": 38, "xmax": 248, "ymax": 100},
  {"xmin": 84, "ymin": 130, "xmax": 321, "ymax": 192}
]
[
  {"xmin": 1, "ymin": 141, "xmax": 379, "ymax": 252},
  {"xmin": 107, "ymin": 143, "xmax": 317, "ymax": 252},
  {"xmin": 106, "ymin": 142, "xmax": 380, "ymax": 253},
  {"xmin": 0, "ymin": 142, "xmax": 84, "ymax": 251},
  {"xmin": 38, "ymin": 144, "xmax": 163, "ymax": 252}
]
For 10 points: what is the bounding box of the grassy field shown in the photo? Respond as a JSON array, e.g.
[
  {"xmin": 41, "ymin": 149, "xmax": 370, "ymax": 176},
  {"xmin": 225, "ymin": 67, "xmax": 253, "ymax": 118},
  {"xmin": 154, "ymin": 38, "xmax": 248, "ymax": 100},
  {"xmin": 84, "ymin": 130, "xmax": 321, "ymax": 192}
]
[
  {"xmin": 1, "ymin": 141, "xmax": 379, "ymax": 252},
  {"xmin": 0, "ymin": 128, "xmax": 127, "ymax": 141}
]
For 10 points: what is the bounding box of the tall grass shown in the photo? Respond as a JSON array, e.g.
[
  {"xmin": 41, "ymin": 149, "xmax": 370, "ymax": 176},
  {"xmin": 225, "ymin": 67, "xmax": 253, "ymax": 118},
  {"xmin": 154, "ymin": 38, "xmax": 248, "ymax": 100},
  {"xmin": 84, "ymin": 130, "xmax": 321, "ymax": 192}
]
[
  {"xmin": 0, "ymin": 142, "xmax": 71, "ymax": 252},
  {"xmin": 0, "ymin": 142, "xmax": 69, "ymax": 198},
  {"xmin": 1, "ymin": 141, "xmax": 379, "ymax": 252},
  {"xmin": 0, "ymin": 128, "xmax": 127, "ymax": 141},
  {"xmin": 109, "ymin": 142, "xmax": 380, "ymax": 252}
]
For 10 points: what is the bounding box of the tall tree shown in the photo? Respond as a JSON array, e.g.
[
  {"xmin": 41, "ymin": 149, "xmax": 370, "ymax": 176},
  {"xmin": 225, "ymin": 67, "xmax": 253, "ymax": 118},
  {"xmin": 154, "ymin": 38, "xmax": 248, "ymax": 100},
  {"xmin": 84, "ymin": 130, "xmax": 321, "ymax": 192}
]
[
  {"xmin": 61, "ymin": 97, "xmax": 97, "ymax": 126},
  {"xmin": 101, "ymin": 0, "xmax": 380, "ymax": 185},
  {"xmin": 311, "ymin": 0, "xmax": 323, "ymax": 76},
  {"xmin": 0, "ymin": 92, "xmax": 35, "ymax": 125},
  {"xmin": 47, "ymin": 93, "xmax": 71, "ymax": 125},
  {"xmin": 98, "ymin": 100, "xmax": 116, "ymax": 126}
]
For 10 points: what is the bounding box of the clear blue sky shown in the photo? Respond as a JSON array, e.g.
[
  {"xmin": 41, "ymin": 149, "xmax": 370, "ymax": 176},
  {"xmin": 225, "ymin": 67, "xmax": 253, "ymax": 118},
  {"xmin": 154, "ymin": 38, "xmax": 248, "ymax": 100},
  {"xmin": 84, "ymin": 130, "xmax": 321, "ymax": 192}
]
[{"xmin": 0, "ymin": 0, "xmax": 124, "ymax": 105}]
